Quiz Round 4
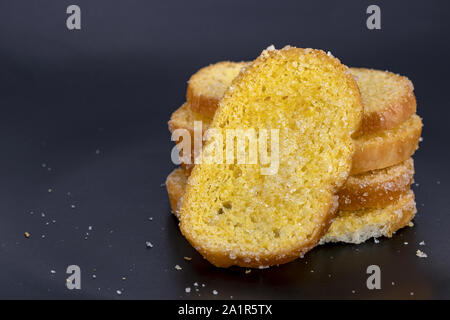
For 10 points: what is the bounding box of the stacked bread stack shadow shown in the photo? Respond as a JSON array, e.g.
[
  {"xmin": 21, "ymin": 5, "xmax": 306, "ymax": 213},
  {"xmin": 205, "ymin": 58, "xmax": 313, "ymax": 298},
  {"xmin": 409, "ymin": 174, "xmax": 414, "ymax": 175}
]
[{"xmin": 166, "ymin": 47, "xmax": 422, "ymax": 268}]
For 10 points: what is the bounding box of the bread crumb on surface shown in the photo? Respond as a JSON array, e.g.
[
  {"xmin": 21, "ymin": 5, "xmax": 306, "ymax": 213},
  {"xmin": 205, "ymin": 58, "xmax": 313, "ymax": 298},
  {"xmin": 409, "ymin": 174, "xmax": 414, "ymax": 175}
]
[
  {"xmin": 416, "ymin": 250, "xmax": 427, "ymax": 258},
  {"xmin": 174, "ymin": 265, "xmax": 182, "ymax": 270}
]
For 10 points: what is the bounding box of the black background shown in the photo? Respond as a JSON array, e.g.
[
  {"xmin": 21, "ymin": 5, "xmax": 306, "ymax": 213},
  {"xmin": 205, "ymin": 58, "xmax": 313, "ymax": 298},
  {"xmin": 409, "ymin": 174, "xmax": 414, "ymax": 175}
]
[{"xmin": 0, "ymin": 0, "xmax": 449, "ymax": 299}]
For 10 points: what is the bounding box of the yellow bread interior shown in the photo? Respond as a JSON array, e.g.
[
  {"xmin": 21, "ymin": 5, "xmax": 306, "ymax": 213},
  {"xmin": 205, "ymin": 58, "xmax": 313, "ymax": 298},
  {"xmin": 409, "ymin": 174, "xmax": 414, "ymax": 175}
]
[
  {"xmin": 166, "ymin": 168, "xmax": 416, "ymax": 245},
  {"xmin": 179, "ymin": 47, "xmax": 362, "ymax": 268},
  {"xmin": 172, "ymin": 158, "xmax": 415, "ymax": 212},
  {"xmin": 169, "ymin": 103, "xmax": 422, "ymax": 174}
]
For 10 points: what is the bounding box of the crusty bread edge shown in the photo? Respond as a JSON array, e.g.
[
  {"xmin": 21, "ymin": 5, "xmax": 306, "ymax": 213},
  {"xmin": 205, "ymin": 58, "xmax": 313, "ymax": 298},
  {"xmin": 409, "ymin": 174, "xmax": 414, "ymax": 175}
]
[
  {"xmin": 351, "ymin": 115, "xmax": 422, "ymax": 174},
  {"xmin": 322, "ymin": 191, "xmax": 416, "ymax": 244},
  {"xmin": 338, "ymin": 158, "xmax": 414, "ymax": 210}
]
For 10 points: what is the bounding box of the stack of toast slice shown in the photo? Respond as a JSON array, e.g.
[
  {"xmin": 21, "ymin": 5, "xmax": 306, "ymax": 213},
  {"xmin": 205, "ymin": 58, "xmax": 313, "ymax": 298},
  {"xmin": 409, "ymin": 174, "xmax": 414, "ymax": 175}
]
[{"xmin": 166, "ymin": 46, "xmax": 422, "ymax": 267}]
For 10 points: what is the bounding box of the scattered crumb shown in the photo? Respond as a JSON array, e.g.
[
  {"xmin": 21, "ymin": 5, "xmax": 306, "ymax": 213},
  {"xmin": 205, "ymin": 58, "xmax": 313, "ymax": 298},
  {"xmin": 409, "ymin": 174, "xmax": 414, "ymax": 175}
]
[
  {"xmin": 193, "ymin": 282, "xmax": 198, "ymax": 287},
  {"xmin": 212, "ymin": 290, "xmax": 218, "ymax": 295},
  {"xmin": 145, "ymin": 241, "xmax": 153, "ymax": 249},
  {"xmin": 48, "ymin": 188, "xmax": 53, "ymax": 193},
  {"xmin": 374, "ymin": 238, "xmax": 380, "ymax": 244},
  {"xmin": 92, "ymin": 275, "xmax": 97, "ymax": 279},
  {"xmin": 410, "ymin": 292, "xmax": 414, "ymax": 296},
  {"xmin": 185, "ymin": 287, "xmax": 191, "ymax": 293},
  {"xmin": 183, "ymin": 256, "xmax": 192, "ymax": 261},
  {"xmin": 408, "ymin": 222, "xmax": 414, "ymax": 227},
  {"xmin": 50, "ymin": 270, "xmax": 56, "ymax": 274},
  {"xmin": 392, "ymin": 282, "xmax": 395, "ymax": 286},
  {"xmin": 148, "ymin": 217, "xmax": 153, "ymax": 221},
  {"xmin": 404, "ymin": 242, "xmax": 408, "ymax": 245},
  {"xmin": 419, "ymin": 241, "xmax": 425, "ymax": 246},
  {"xmin": 24, "ymin": 232, "xmax": 30, "ymax": 238},
  {"xmin": 122, "ymin": 277, "xmax": 126, "ymax": 281},
  {"xmin": 116, "ymin": 290, "xmax": 122, "ymax": 295},
  {"xmin": 174, "ymin": 265, "xmax": 182, "ymax": 271},
  {"xmin": 245, "ymin": 269, "xmax": 251, "ymax": 274},
  {"xmin": 416, "ymin": 250, "xmax": 427, "ymax": 258},
  {"xmin": 70, "ymin": 204, "xmax": 76, "ymax": 209}
]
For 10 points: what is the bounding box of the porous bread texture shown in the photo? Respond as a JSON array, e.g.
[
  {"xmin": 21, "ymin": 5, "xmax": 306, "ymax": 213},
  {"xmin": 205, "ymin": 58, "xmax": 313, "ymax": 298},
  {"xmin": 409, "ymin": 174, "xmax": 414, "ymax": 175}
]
[
  {"xmin": 181, "ymin": 62, "xmax": 416, "ymax": 134},
  {"xmin": 166, "ymin": 168, "xmax": 416, "ymax": 245},
  {"xmin": 321, "ymin": 190, "xmax": 416, "ymax": 244},
  {"xmin": 339, "ymin": 158, "xmax": 414, "ymax": 210},
  {"xmin": 351, "ymin": 114, "xmax": 422, "ymax": 174},
  {"xmin": 186, "ymin": 61, "xmax": 248, "ymax": 117},
  {"xmin": 179, "ymin": 47, "xmax": 363, "ymax": 268},
  {"xmin": 168, "ymin": 158, "xmax": 414, "ymax": 216},
  {"xmin": 169, "ymin": 103, "xmax": 422, "ymax": 175},
  {"xmin": 351, "ymin": 68, "xmax": 416, "ymax": 134}
]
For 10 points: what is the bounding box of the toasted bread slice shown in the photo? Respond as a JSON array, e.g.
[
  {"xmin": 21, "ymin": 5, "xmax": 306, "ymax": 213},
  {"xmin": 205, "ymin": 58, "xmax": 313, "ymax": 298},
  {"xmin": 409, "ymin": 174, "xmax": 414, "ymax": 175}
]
[
  {"xmin": 187, "ymin": 62, "xmax": 248, "ymax": 117},
  {"xmin": 167, "ymin": 169, "xmax": 416, "ymax": 245},
  {"xmin": 184, "ymin": 62, "xmax": 416, "ymax": 133},
  {"xmin": 179, "ymin": 47, "xmax": 363, "ymax": 268},
  {"xmin": 351, "ymin": 114, "xmax": 422, "ymax": 174},
  {"xmin": 169, "ymin": 103, "xmax": 422, "ymax": 174},
  {"xmin": 321, "ymin": 190, "xmax": 416, "ymax": 244},
  {"xmin": 351, "ymin": 68, "xmax": 416, "ymax": 134}
]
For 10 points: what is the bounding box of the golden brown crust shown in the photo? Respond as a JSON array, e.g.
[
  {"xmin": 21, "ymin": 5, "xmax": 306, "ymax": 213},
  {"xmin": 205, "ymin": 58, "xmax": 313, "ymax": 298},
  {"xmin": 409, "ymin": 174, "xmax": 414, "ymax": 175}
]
[
  {"xmin": 186, "ymin": 61, "xmax": 248, "ymax": 117},
  {"xmin": 165, "ymin": 168, "xmax": 189, "ymax": 217},
  {"xmin": 179, "ymin": 46, "xmax": 362, "ymax": 268},
  {"xmin": 338, "ymin": 158, "xmax": 414, "ymax": 210},
  {"xmin": 351, "ymin": 115, "xmax": 422, "ymax": 174},
  {"xmin": 350, "ymin": 68, "xmax": 417, "ymax": 134},
  {"xmin": 362, "ymin": 94, "xmax": 417, "ymax": 134}
]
